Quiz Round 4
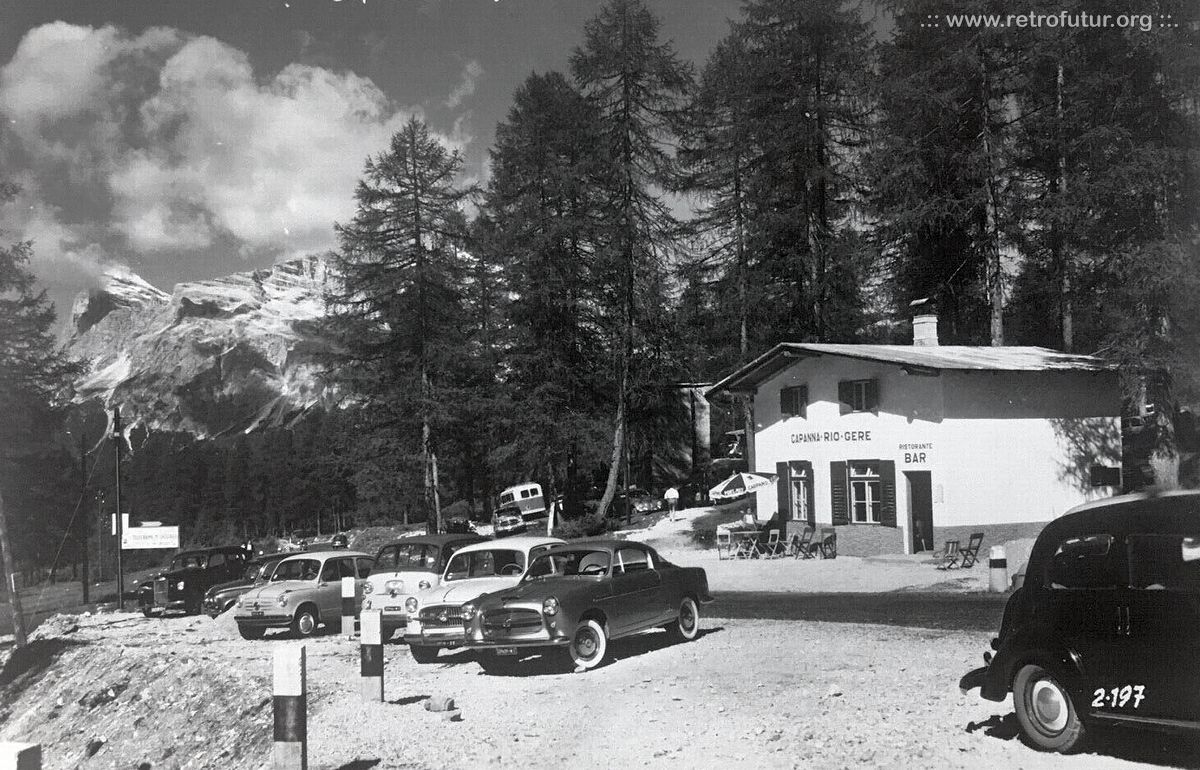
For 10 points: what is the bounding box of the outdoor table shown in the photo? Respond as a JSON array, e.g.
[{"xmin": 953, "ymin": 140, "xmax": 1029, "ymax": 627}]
[{"xmin": 732, "ymin": 530, "xmax": 764, "ymax": 559}]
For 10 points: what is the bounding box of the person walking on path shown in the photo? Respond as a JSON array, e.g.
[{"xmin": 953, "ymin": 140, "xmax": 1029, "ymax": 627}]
[{"xmin": 664, "ymin": 486, "xmax": 680, "ymax": 521}]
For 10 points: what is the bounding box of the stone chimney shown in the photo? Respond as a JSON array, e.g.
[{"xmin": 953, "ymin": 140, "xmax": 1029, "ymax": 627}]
[{"xmin": 909, "ymin": 297, "xmax": 938, "ymax": 346}]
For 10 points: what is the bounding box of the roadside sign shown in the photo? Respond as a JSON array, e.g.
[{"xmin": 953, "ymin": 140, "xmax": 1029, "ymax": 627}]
[{"xmin": 122, "ymin": 525, "xmax": 180, "ymax": 550}]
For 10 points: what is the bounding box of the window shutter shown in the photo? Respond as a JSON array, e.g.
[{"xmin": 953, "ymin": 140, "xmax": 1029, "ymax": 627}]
[
  {"xmin": 837, "ymin": 381, "xmax": 853, "ymax": 415},
  {"xmin": 798, "ymin": 385, "xmax": 808, "ymax": 419},
  {"xmin": 867, "ymin": 379, "xmax": 880, "ymax": 413},
  {"xmin": 879, "ymin": 460, "xmax": 897, "ymax": 528},
  {"xmin": 780, "ymin": 388, "xmax": 790, "ymax": 416},
  {"xmin": 830, "ymin": 461, "xmax": 849, "ymax": 525},
  {"xmin": 776, "ymin": 462, "xmax": 790, "ymax": 536}
]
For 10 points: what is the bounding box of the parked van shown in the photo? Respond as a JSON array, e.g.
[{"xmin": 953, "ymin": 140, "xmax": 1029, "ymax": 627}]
[{"xmin": 498, "ymin": 482, "xmax": 547, "ymax": 523}]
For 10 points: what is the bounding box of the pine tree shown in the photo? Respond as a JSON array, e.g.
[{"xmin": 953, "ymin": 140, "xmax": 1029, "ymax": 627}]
[
  {"xmin": 570, "ymin": 0, "xmax": 693, "ymax": 517},
  {"xmin": 329, "ymin": 117, "xmax": 474, "ymax": 531}
]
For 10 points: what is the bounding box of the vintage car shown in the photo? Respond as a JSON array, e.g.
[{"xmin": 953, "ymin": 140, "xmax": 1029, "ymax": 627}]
[
  {"xmin": 402, "ymin": 536, "xmax": 564, "ymax": 662},
  {"xmin": 233, "ymin": 550, "xmax": 373, "ymax": 639},
  {"xmin": 462, "ymin": 540, "xmax": 712, "ymax": 673},
  {"xmin": 960, "ymin": 491, "xmax": 1200, "ymax": 753},
  {"xmin": 361, "ymin": 534, "xmax": 486, "ymax": 639},
  {"xmin": 491, "ymin": 506, "xmax": 528, "ymax": 538},
  {"xmin": 201, "ymin": 553, "xmax": 287, "ymax": 618},
  {"xmin": 137, "ymin": 545, "xmax": 250, "ymax": 617}
]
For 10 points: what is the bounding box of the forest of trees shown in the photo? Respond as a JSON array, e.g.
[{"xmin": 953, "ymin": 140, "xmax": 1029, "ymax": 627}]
[{"xmin": 2, "ymin": 0, "xmax": 1198, "ymax": 574}]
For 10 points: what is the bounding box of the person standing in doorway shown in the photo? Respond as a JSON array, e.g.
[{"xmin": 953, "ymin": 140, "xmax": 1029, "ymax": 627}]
[{"xmin": 664, "ymin": 485, "xmax": 680, "ymax": 522}]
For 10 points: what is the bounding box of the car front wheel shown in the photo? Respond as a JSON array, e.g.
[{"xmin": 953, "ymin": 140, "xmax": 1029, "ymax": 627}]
[
  {"xmin": 1013, "ymin": 663, "xmax": 1087, "ymax": 753},
  {"xmin": 292, "ymin": 605, "xmax": 319, "ymax": 638},
  {"xmin": 665, "ymin": 596, "xmax": 700, "ymax": 642},
  {"xmin": 568, "ymin": 619, "xmax": 607, "ymax": 671}
]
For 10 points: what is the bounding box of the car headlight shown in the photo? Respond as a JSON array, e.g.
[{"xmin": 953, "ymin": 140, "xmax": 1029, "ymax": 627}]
[
  {"xmin": 461, "ymin": 603, "xmax": 477, "ymax": 622},
  {"xmin": 277, "ymin": 595, "xmax": 288, "ymax": 607},
  {"xmin": 405, "ymin": 597, "xmax": 419, "ymax": 614},
  {"xmin": 363, "ymin": 582, "xmax": 374, "ymax": 595},
  {"xmin": 175, "ymin": 581, "xmax": 185, "ymax": 591},
  {"xmin": 542, "ymin": 597, "xmax": 559, "ymax": 616},
  {"xmin": 418, "ymin": 580, "xmax": 431, "ymax": 590}
]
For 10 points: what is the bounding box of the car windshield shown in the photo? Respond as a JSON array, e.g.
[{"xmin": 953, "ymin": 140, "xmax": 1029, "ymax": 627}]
[
  {"xmin": 374, "ymin": 543, "xmax": 439, "ymax": 572},
  {"xmin": 271, "ymin": 559, "xmax": 321, "ymax": 582},
  {"xmin": 248, "ymin": 559, "xmax": 280, "ymax": 581},
  {"xmin": 445, "ymin": 549, "xmax": 525, "ymax": 581},
  {"xmin": 525, "ymin": 549, "xmax": 611, "ymax": 579},
  {"xmin": 170, "ymin": 553, "xmax": 208, "ymax": 570}
]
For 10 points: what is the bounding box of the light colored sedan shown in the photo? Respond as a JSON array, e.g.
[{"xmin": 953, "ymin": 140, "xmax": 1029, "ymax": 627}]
[
  {"xmin": 361, "ymin": 534, "xmax": 486, "ymax": 639},
  {"xmin": 403, "ymin": 536, "xmax": 564, "ymax": 662},
  {"xmin": 234, "ymin": 550, "xmax": 372, "ymax": 639}
]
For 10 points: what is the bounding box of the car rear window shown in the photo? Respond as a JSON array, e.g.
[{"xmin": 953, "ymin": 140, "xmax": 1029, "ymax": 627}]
[
  {"xmin": 374, "ymin": 543, "xmax": 439, "ymax": 572},
  {"xmin": 1046, "ymin": 534, "xmax": 1119, "ymax": 589},
  {"xmin": 1127, "ymin": 534, "xmax": 1200, "ymax": 592}
]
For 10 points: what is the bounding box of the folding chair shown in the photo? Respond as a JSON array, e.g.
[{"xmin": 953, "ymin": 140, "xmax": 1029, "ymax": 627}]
[
  {"xmin": 716, "ymin": 530, "xmax": 733, "ymax": 560},
  {"xmin": 790, "ymin": 526, "xmax": 816, "ymax": 559},
  {"xmin": 760, "ymin": 530, "xmax": 782, "ymax": 558},
  {"xmin": 934, "ymin": 539, "xmax": 961, "ymax": 570},
  {"xmin": 958, "ymin": 533, "xmax": 985, "ymax": 568},
  {"xmin": 818, "ymin": 528, "xmax": 837, "ymax": 559},
  {"xmin": 732, "ymin": 532, "xmax": 757, "ymax": 559}
]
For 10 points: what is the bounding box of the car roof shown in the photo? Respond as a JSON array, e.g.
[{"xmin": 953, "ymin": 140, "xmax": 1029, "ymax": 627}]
[
  {"xmin": 543, "ymin": 539, "xmax": 652, "ymax": 552},
  {"xmin": 454, "ymin": 536, "xmax": 563, "ymax": 554},
  {"xmin": 279, "ymin": 550, "xmax": 371, "ymax": 561},
  {"xmin": 378, "ymin": 534, "xmax": 487, "ymax": 549}
]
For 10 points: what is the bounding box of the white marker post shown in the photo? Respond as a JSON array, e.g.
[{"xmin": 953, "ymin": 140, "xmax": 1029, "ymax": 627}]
[
  {"xmin": 0, "ymin": 742, "xmax": 41, "ymax": 770},
  {"xmin": 272, "ymin": 645, "xmax": 307, "ymax": 770},
  {"xmin": 989, "ymin": 546, "xmax": 1008, "ymax": 593},
  {"xmin": 360, "ymin": 609, "xmax": 384, "ymax": 702},
  {"xmin": 340, "ymin": 576, "xmax": 356, "ymax": 639}
]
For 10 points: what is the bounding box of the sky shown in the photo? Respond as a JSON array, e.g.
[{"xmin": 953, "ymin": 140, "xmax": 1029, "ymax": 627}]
[{"xmin": 0, "ymin": 0, "xmax": 746, "ymax": 322}]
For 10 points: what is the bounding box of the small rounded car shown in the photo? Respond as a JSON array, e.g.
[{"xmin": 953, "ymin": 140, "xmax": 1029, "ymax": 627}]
[
  {"xmin": 202, "ymin": 553, "xmax": 286, "ymax": 618},
  {"xmin": 491, "ymin": 506, "xmax": 528, "ymax": 538},
  {"xmin": 361, "ymin": 534, "xmax": 486, "ymax": 640},
  {"xmin": 234, "ymin": 549, "xmax": 373, "ymax": 639},
  {"xmin": 137, "ymin": 545, "xmax": 250, "ymax": 617},
  {"xmin": 960, "ymin": 491, "xmax": 1200, "ymax": 753},
  {"xmin": 402, "ymin": 536, "xmax": 564, "ymax": 663},
  {"xmin": 462, "ymin": 540, "xmax": 712, "ymax": 673}
]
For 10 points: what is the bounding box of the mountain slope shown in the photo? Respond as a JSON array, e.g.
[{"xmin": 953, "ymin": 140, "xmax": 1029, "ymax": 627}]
[{"xmin": 67, "ymin": 256, "xmax": 339, "ymax": 437}]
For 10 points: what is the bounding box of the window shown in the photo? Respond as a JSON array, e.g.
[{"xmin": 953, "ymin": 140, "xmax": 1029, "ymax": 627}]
[
  {"xmin": 615, "ymin": 547, "xmax": 652, "ymax": 574},
  {"xmin": 780, "ymin": 385, "xmax": 808, "ymax": 418},
  {"xmin": 789, "ymin": 466, "xmax": 810, "ymax": 522},
  {"xmin": 319, "ymin": 560, "xmax": 340, "ymax": 582},
  {"xmin": 1127, "ymin": 534, "xmax": 1200, "ymax": 592},
  {"xmin": 500, "ymin": 492, "xmax": 514, "ymax": 504},
  {"xmin": 1090, "ymin": 465, "xmax": 1121, "ymax": 487},
  {"xmin": 521, "ymin": 489, "xmax": 532, "ymax": 499},
  {"xmin": 209, "ymin": 552, "xmax": 225, "ymax": 567},
  {"xmin": 355, "ymin": 558, "xmax": 373, "ymax": 578},
  {"xmin": 848, "ymin": 462, "xmax": 880, "ymax": 523},
  {"xmin": 1046, "ymin": 534, "xmax": 1119, "ymax": 589},
  {"xmin": 838, "ymin": 379, "xmax": 879, "ymax": 413}
]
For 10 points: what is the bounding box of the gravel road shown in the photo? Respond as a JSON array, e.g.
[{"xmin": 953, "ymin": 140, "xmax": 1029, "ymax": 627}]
[{"xmin": 2, "ymin": 608, "xmax": 1195, "ymax": 769}]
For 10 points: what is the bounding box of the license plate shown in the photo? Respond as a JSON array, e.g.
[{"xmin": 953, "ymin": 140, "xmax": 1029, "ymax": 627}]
[
  {"xmin": 496, "ymin": 647, "xmax": 517, "ymax": 656},
  {"xmin": 251, "ymin": 611, "xmax": 264, "ymax": 617},
  {"xmin": 386, "ymin": 606, "xmax": 402, "ymax": 611}
]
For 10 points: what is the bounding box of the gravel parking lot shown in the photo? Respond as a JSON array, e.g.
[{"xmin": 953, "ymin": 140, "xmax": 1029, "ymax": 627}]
[{"xmin": 2, "ymin": 607, "xmax": 1195, "ymax": 769}]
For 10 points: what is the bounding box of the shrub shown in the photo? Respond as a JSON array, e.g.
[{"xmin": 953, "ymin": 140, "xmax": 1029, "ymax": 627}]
[{"xmin": 554, "ymin": 513, "xmax": 609, "ymax": 540}]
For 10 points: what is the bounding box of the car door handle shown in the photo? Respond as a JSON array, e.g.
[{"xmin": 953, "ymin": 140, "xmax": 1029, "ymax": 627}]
[{"xmin": 1115, "ymin": 606, "xmax": 1130, "ymax": 636}]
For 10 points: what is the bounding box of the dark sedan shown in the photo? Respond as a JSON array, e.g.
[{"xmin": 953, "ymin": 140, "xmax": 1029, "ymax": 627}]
[
  {"xmin": 462, "ymin": 540, "xmax": 712, "ymax": 673},
  {"xmin": 201, "ymin": 553, "xmax": 287, "ymax": 617},
  {"xmin": 137, "ymin": 546, "xmax": 249, "ymax": 617}
]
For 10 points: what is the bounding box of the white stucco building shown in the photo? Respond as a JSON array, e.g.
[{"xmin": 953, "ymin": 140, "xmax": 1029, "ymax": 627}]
[{"xmin": 707, "ymin": 317, "xmax": 1122, "ymax": 555}]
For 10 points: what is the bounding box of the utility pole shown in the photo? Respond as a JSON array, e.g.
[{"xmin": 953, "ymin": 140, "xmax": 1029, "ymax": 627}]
[
  {"xmin": 79, "ymin": 424, "xmax": 90, "ymax": 604},
  {"xmin": 0, "ymin": 488, "xmax": 28, "ymax": 646},
  {"xmin": 113, "ymin": 407, "xmax": 125, "ymax": 610}
]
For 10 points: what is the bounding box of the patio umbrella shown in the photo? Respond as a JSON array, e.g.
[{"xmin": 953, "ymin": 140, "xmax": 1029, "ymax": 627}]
[{"xmin": 708, "ymin": 472, "xmax": 778, "ymax": 501}]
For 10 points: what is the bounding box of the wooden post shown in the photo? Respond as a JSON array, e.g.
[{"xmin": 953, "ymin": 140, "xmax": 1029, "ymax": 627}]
[
  {"xmin": 0, "ymin": 488, "xmax": 28, "ymax": 648},
  {"xmin": 112, "ymin": 407, "xmax": 125, "ymax": 610},
  {"xmin": 360, "ymin": 609, "xmax": 384, "ymax": 702},
  {"xmin": 272, "ymin": 645, "xmax": 307, "ymax": 770},
  {"xmin": 340, "ymin": 576, "xmax": 356, "ymax": 640},
  {"xmin": 0, "ymin": 742, "xmax": 41, "ymax": 769}
]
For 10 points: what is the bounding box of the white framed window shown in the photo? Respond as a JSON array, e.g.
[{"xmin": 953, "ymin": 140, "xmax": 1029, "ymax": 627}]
[
  {"xmin": 849, "ymin": 462, "xmax": 881, "ymax": 523},
  {"xmin": 838, "ymin": 379, "xmax": 879, "ymax": 413},
  {"xmin": 789, "ymin": 467, "xmax": 810, "ymax": 522}
]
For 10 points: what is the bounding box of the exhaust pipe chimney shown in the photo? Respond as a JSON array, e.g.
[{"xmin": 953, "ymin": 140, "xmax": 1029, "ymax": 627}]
[{"xmin": 909, "ymin": 298, "xmax": 939, "ymax": 347}]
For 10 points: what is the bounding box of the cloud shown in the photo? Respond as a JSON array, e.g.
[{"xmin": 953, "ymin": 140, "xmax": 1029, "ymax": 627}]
[
  {"xmin": 445, "ymin": 59, "xmax": 483, "ymax": 109},
  {"xmin": 0, "ymin": 23, "xmax": 463, "ymax": 290}
]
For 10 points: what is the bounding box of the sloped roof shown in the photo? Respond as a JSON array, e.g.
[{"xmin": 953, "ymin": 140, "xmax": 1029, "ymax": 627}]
[{"xmin": 708, "ymin": 343, "xmax": 1114, "ymax": 396}]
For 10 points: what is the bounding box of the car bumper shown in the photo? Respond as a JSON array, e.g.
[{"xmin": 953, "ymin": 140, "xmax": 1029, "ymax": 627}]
[
  {"xmin": 404, "ymin": 626, "xmax": 466, "ymax": 648},
  {"xmin": 959, "ymin": 658, "xmax": 1007, "ymax": 702},
  {"xmin": 465, "ymin": 636, "xmax": 571, "ymax": 651},
  {"xmin": 234, "ymin": 614, "xmax": 292, "ymax": 629}
]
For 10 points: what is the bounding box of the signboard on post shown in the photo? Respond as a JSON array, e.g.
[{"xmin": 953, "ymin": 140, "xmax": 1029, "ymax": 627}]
[{"xmin": 122, "ymin": 525, "xmax": 180, "ymax": 550}]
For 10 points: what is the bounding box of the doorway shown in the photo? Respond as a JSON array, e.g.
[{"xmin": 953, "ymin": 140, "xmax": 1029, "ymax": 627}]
[{"xmin": 906, "ymin": 471, "xmax": 933, "ymax": 552}]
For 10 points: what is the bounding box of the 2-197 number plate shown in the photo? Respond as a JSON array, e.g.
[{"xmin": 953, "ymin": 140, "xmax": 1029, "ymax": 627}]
[{"xmin": 496, "ymin": 647, "xmax": 517, "ymax": 656}]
